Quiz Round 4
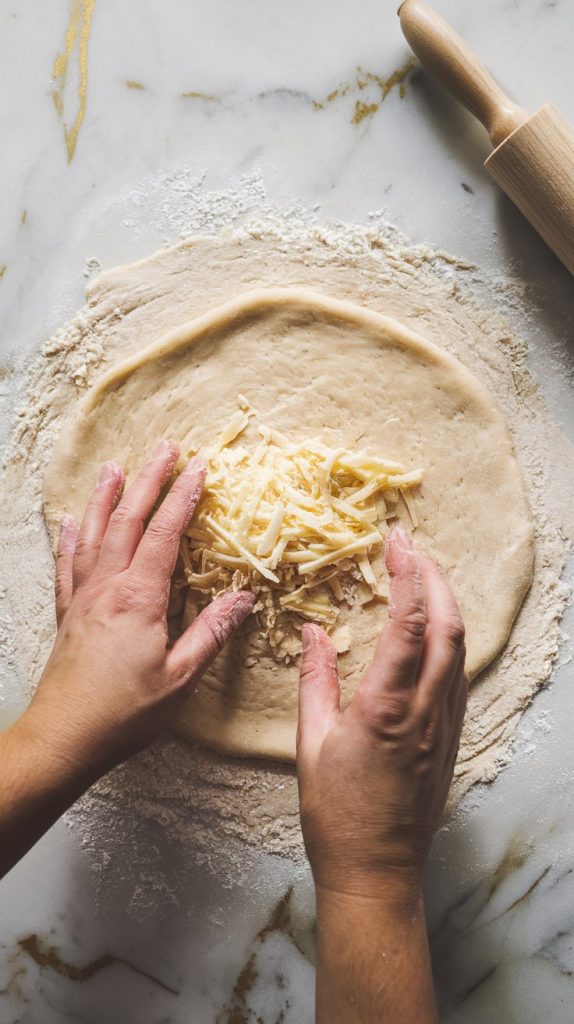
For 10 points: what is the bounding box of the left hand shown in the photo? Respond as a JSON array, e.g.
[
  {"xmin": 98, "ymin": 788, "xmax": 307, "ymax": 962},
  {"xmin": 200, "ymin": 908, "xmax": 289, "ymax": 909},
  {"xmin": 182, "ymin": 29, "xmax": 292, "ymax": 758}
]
[{"xmin": 20, "ymin": 440, "xmax": 255, "ymax": 780}]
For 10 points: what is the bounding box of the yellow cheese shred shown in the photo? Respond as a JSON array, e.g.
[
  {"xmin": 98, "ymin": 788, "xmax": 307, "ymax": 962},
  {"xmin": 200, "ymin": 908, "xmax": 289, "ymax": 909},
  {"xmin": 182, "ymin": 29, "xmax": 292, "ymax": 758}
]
[{"xmin": 178, "ymin": 403, "xmax": 423, "ymax": 662}]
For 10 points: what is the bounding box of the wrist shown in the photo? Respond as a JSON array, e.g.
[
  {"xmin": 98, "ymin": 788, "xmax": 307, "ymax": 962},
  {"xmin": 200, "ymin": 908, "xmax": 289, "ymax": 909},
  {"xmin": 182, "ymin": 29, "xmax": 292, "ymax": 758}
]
[
  {"xmin": 10, "ymin": 701, "xmax": 104, "ymax": 794},
  {"xmin": 0, "ymin": 708, "xmax": 98, "ymax": 881},
  {"xmin": 314, "ymin": 872, "xmax": 424, "ymax": 919},
  {"xmin": 313, "ymin": 878, "xmax": 436, "ymax": 1024}
]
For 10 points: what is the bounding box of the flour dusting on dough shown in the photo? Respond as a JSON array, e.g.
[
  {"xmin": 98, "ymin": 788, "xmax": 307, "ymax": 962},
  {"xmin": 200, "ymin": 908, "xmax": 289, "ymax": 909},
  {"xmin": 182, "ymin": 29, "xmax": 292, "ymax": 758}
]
[
  {"xmin": 43, "ymin": 285, "xmax": 535, "ymax": 761},
  {"xmin": 0, "ymin": 176, "xmax": 572, "ymax": 900}
]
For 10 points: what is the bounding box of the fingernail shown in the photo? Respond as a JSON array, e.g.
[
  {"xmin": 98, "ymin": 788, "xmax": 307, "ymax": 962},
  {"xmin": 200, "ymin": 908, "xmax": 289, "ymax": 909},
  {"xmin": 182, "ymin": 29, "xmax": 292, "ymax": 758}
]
[
  {"xmin": 97, "ymin": 461, "xmax": 122, "ymax": 487},
  {"xmin": 59, "ymin": 515, "xmax": 78, "ymax": 553},
  {"xmin": 301, "ymin": 622, "xmax": 313, "ymax": 653},
  {"xmin": 393, "ymin": 524, "xmax": 412, "ymax": 547},
  {"xmin": 386, "ymin": 525, "xmax": 414, "ymax": 575},
  {"xmin": 301, "ymin": 622, "xmax": 322, "ymax": 653},
  {"xmin": 153, "ymin": 439, "xmax": 180, "ymax": 473},
  {"xmin": 112, "ymin": 478, "xmax": 125, "ymax": 508},
  {"xmin": 227, "ymin": 590, "xmax": 256, "ymax": 628},
  {"xmin": 182, "ymin": 456, "xmax": 207, "ymax": 478},
  {"xmin": 153, "ymin": 439, "xmax": 174, "ymax": 458}
]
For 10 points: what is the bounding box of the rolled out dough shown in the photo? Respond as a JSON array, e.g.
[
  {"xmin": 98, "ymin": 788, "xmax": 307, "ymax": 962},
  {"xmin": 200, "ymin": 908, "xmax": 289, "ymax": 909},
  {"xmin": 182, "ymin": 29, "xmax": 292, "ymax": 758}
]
[{"xmin": 44, "ymin": 288, "xmax": 534, "ymax": 761}]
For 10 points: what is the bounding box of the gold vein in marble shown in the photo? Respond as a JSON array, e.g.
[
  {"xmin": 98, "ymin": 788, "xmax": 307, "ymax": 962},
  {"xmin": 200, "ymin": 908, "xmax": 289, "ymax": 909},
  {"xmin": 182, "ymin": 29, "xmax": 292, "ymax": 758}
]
[
  {"xmin": 18, "ymin": 934, "xmax": 179, "ymax": 994},
  {"xmin": 0, "ymin": 264, "xmax": 7, "ymax": 282},
  {"xmin": 219, "ymin": 888, "xmax": 297, "ymax": 1020},
  {"xmin": 51, "ymin": 0, "xmax": 95, "ymax": 162},
  {"xmin": 313, "ymin": 57, "xmax": 417, "ymax": 125},
  {"xmin": 181, "ymin": 90, "xmax": 221, "ymax": 102},
  {"xmin": 126, "ymin": 80, "xmax": 145, "ymax": 90}
]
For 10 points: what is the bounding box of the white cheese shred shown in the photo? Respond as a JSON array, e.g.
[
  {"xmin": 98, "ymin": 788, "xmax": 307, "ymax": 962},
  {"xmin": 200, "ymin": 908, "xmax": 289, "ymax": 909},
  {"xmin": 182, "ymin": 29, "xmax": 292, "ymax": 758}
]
[{"xmin": 179, "ymin": 405, "xmax": 423, "ymax": 661}]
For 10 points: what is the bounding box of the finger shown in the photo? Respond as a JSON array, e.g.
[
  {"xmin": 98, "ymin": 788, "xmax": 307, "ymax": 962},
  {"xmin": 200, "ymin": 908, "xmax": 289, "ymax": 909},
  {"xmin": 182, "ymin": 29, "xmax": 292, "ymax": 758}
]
[
  {"xmin": 445, "ymin": 656, "xmax": 469, "ymax": 775},
  {"xmin": 96, "ymin": 440, "xmax": 180, "ymax": 577},
  {"xmin": 55, "ymin": 515, "xmax": 78, "ymax": 626},
  {"xmin": 129, "ymin": 457, "xmax": 206, "ymax": 594},
  {"xmin": 73, "ymin": 461, "xmax": 125, "ymax": 588},
  {"xmin": 297, "ymin": 623, "xmax": 341, "ymax": 769},
  {"xmin": 360, "ymin": 526, "xmax": 427, "ymax": 702},
  {"xmin": 414, "ymin": 554, "xmax": 466, "ymax": 712},
  {"xmin": 448, "ymin": 649, "xmax": 468, "ymax": 720},
  {"xmin": 167, "ymin": 590, "xmax": 256, "ymax": 686}
]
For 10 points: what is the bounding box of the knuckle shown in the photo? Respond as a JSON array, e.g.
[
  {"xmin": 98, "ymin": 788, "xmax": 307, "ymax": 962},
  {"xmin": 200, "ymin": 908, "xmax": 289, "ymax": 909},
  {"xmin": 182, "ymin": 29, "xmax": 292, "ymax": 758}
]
[
  {"xmin": 106, "ymin": 576, "xmax": 148, "ymax": 615},
  {"xmin": 177, "ymin": 615, "xmax": 225, "ymax": 680},
  {"xmin": 71, "ymin": 533, "xmax": 93, "ymax": 563},
  {"xmin": 139, "ymin": 460, "xmax": 160, "ymax": 480},
  {"xmin": 419, "ymin": 715, "xmax": 441, "ymax": 756},
  {"xmin": 361, "ymin": 689, "xmax": 412, "ymax": 739},
  {"xmin": 87, "ymin": 490, "xmax": 106, "ymax": 513},
  {"xmin": 200, "ymin": 608, "xmax": 228, "ymax": 655},
  {"xmin": 299, "ymin": 658, "xmax": 323, "ymax": 687},
  {"xmin": 393, "ymin": 608, "xmax": 427, "ymax": 644},
  {"xmin": 443, "ymin": 615, "xmax": 466, "ymax": 650},
  {"xmin": 413, "ymin": 751, "xmax": 435, "ymax": 782},
  {"xmin": 109, "ymin": 504, "xmax": 137, "ymax": 529},
  {"xmin": 417, "ymin": 737, "xmax": 438, "ymax": 763},
  {"xmin": 147, "ymin": 512, "xmax": 181, "ymax": 544}
]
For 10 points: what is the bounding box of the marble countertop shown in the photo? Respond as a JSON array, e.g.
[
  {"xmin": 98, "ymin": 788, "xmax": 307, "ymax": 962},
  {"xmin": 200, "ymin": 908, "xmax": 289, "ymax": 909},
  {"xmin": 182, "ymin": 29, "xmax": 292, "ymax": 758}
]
[{"xmin": 1, "ymin": 1, "xmax": 574, "ymax": 1021}]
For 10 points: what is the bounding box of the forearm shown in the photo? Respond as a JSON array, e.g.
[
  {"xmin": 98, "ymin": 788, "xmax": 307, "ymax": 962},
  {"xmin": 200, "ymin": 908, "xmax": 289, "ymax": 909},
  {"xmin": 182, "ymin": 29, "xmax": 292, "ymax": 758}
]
[
  {"xmin": 315, "ymin": 884, "xmax": 438, "ymax": 1024},
  {"xmin": 0, "ymin": 712, "xmax": 96, "ymax": 880}
]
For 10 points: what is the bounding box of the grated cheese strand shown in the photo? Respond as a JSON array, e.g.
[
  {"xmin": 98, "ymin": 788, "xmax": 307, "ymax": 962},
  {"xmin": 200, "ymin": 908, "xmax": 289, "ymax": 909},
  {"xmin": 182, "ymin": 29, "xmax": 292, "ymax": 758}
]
[
  {"xmin": 178, "ymin": 404, "xmax": 423, "ymax": 661},
  {"xmin": 256, "ymin": 501, "xmax": 287, "ymax": 556}
]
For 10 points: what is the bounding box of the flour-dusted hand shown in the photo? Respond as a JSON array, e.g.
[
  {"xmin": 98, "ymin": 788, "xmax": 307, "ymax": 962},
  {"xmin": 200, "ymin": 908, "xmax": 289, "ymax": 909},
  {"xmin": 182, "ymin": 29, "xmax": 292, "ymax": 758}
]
[
  {"xmin": 298, "ymin": 527, "xmax": 467, "ymax": 1024},
  {"xmin": 297, "ymin": 525, "xmax": 467, "ymax": 900},
  {"xmin": 25, "ymin": 441, "xmax": 255, "ymax": 779},
  {"xmin": 0, "ymin": 441, "xmax": 254, "ymax": 880}
]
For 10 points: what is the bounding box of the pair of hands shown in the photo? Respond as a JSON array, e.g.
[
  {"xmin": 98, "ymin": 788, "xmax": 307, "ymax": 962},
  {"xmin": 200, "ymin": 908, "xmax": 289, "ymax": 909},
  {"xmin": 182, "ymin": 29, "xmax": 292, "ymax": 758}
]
[{"xmin": 23, "ymin": 441, "xmax": 467, "ymax": 900}]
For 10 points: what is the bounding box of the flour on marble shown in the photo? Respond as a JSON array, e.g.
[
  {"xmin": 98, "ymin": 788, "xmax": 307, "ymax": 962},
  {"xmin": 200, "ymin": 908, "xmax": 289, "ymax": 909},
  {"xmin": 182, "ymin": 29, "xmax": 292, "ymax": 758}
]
[{"xmin": 0, "ymin": 173, "xmax": 572, "ymax": 901}]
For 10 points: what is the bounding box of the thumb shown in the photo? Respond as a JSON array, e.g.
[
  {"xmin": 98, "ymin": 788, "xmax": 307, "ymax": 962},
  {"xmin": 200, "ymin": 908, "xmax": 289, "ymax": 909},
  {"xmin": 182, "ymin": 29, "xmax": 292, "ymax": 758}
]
[
  {"xmin": 297, "ymin": 623, "xmax": 340, "ymax": 770},
  {"xmin": 167, "ymin": 590, "xmax": 256, "ymax": 686}
]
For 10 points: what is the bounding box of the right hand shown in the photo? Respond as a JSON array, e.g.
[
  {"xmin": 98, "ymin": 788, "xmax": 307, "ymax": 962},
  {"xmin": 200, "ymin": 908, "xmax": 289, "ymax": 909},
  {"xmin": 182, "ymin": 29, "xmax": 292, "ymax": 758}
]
[{"xmin": 297, "ymin": 526, "xmax": 467, "ymax": 904}]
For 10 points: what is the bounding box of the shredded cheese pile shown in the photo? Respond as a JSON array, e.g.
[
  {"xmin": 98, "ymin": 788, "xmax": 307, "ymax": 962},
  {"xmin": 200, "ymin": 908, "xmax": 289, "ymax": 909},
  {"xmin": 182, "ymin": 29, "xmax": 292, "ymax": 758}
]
[{"xmin": 178, "ymin": 402, "xmax": 423, "ymax": 661}]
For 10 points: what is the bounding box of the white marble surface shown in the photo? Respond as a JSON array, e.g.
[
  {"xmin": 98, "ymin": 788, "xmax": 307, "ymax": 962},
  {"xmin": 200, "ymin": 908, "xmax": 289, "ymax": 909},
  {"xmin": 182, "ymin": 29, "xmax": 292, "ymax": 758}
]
[{"xmin": 1, "ymin": 0, "xmax": 574, "ymax": 1021}]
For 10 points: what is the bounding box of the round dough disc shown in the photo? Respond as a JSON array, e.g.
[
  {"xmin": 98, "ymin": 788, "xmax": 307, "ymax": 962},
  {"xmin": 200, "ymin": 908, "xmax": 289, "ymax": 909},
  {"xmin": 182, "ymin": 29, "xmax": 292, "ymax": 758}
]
[{"xmin": 43, "ymin": 288, "xmax": 534, "ymax": 761}]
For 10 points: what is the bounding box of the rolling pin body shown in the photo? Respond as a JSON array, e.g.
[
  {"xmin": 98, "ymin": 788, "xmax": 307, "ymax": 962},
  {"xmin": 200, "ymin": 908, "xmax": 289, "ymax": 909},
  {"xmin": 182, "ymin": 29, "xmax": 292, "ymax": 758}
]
[{"xmin": 399, "ymin": 0, "xmax": 574, "ymax": 275}]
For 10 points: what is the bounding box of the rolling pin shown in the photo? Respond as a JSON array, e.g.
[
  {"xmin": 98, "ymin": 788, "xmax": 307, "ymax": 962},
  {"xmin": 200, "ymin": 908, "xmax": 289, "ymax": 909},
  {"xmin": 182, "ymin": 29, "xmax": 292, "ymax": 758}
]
[{"xmin": 399, "ymin": 0, "xmax": 574, "ymax": 275}]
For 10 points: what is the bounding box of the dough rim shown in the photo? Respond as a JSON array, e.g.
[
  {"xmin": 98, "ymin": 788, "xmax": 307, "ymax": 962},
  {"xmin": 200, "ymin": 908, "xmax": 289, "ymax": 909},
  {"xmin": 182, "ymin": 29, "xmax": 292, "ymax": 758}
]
[
  {"xmin": 79, "ymin": 287, "xmax": 514, "ymax": 425},
  {"xmin": 44, "ymin": 286, "xmax": 535, "ymax": 762}
]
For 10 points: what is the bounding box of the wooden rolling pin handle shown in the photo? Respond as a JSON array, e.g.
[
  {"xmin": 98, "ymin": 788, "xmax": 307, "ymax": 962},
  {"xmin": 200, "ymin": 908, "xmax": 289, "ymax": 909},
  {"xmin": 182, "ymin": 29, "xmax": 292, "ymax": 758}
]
[{"xmin": 399, "ymin": 0, "xmax": 529, "ymax": 147}]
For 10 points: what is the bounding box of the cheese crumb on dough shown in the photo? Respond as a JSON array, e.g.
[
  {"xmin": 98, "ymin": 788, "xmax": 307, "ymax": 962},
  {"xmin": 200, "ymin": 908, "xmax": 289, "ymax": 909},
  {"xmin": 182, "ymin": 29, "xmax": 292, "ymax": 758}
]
[{"xmin": 178, "ymin": 403, "xmax": 423, "ymax": 662}]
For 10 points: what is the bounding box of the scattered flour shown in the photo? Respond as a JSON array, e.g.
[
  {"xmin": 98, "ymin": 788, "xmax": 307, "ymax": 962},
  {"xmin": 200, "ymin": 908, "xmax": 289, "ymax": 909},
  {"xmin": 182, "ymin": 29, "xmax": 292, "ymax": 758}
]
[{"xmin": 0, "ymin": 172, "xmax": 573, "ymax": 902}]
